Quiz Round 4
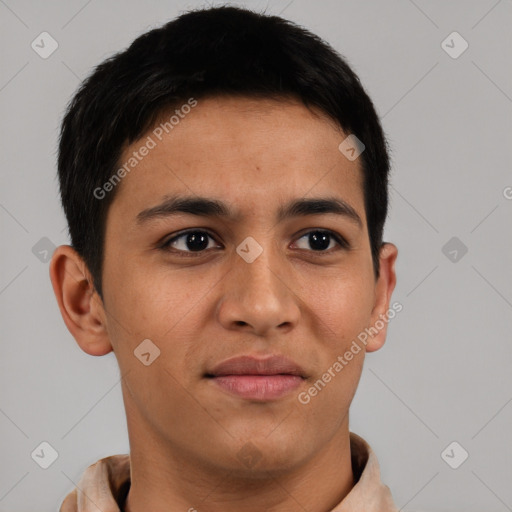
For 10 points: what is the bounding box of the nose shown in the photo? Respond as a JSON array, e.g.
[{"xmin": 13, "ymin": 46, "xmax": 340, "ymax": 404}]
[{"xmin": 216, "ymin": 239, "xmax": 301, "ymax": 336}]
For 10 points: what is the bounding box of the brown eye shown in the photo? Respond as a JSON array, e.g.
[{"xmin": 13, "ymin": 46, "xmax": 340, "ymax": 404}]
[
  {"xmin": 161, "ymin": 230, "xmax": 220, "ymax": 254},
  {"xmin": 293, "ymin": 230, "xmax": 349, "ymax": 252}
]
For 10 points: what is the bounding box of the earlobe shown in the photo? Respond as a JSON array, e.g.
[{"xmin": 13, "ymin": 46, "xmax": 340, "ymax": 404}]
[
  {"xmin": 49, "ymin": 245, "xmax": 113, "ymax": 356},
  {"xmin": 365, "ymin": 242, "xmax": 398, "ymax": 353}
]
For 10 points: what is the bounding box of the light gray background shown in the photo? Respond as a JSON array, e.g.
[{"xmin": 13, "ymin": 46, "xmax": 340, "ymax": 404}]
[{"xmin": 1, "ymin": 1, "xmax": 511, "ymax": 511}]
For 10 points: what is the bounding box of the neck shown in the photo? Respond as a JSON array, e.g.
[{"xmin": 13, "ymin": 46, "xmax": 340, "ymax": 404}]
[{"xmin": 123, "ymin": 402, "xmax": 354, "ymax": 512}]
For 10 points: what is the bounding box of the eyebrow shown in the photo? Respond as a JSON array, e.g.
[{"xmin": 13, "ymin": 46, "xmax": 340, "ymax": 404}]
[{"xmin": 136, "ymin": 194, "xmax": 363, "ymax": 228}]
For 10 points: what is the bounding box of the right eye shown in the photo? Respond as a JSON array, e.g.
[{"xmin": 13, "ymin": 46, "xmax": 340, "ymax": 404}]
[{"xmin": 160, "ymin": 230, "xmax": 222, "ymax": 256}]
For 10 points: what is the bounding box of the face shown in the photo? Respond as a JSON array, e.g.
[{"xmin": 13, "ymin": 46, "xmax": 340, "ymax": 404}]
[{"xmin": 63, "ymin": 96, "xmax": 397, "ymax": 475}]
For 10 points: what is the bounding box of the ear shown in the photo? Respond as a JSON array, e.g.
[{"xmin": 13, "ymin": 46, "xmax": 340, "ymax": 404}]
[
  {"xmin": 49, "ymin": 245, "xmax": 113, "ymax": 356},
  {"xmin": 365, "ymin": 242, "xmax": 398, "ymax": 353}
]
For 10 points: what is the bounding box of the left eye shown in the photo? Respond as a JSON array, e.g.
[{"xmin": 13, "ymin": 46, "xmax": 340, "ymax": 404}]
[{"xmin": 292, "ymin": 230, "xmax": 348, "ymax": 252}]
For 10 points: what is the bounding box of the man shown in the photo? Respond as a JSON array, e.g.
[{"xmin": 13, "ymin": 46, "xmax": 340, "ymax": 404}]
[{"xmin": 51, "ymin": 5, "xmax": 399, "ymax": 511}]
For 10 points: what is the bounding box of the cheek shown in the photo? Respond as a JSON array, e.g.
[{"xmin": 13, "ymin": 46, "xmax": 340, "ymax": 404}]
[
  {"xmin": 301, "ymin": 271, "xmax": 373, "ymax": 416},
  {"xmin": 102, "ymin": 265, "xmax": 212, "ymax": 383},
  {"xmin": 305, "ymin": 270, "xmax": 375, "ymax": 345},
  {"xmin": 104, "ymin": 264, "xmax": 197, "ymax": 337}
]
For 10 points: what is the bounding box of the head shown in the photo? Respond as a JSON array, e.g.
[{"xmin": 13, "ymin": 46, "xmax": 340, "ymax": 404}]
[{"xmin": 51, "ymin": 5, "xmax": 397, "ymax": 477}]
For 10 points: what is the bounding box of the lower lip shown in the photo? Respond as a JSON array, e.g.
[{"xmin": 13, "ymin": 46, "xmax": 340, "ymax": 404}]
[{"xmin": 210, "ymin": 375, "xmax": 303, "ymax": 400}]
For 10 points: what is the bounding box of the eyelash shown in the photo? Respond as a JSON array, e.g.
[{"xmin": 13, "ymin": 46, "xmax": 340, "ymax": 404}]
[{"xmin": 159, "ymin": 229, "xmax": 349, "ymax": 257}]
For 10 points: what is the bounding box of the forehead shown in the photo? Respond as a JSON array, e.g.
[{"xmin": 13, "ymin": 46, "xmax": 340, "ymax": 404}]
[{"xmin": 109, "ymin": 96, "xmax": 365, "ymax": 224}]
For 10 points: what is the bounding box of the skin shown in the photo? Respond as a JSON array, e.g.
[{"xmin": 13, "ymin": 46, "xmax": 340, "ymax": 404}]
[{"xmin": 50, "ymin": 96, "xmax": 397, "ymax": 512}]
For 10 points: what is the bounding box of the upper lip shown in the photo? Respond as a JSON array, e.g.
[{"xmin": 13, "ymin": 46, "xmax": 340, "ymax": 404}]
[{"xmin": 207, "ymin": 355, "xmax": 306, "ymax": 378}]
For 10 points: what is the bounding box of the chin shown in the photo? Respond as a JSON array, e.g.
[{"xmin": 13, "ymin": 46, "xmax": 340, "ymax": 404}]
[{"xmin": 227, "ymin": 431, "xmax": 311, "ymax": 476}]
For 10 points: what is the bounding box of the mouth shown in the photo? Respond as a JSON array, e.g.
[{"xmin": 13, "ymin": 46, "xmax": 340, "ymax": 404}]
[{"xmin": 205, "ymin": 354, "xmax": 306, "ymax": 401}]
